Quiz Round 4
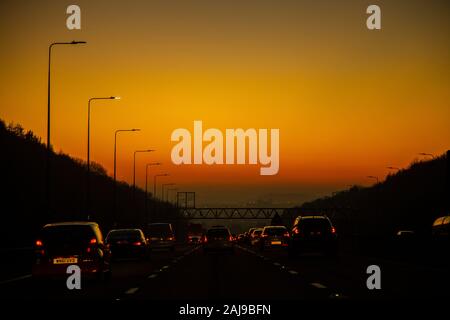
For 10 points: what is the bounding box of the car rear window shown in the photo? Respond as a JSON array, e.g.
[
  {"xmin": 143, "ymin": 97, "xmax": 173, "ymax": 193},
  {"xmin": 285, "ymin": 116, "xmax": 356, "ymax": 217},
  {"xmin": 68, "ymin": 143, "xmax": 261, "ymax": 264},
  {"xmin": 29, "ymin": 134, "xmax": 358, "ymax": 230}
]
[
  {"xmin": 264, "ymin": 227, "xmax": 286, "ymax": 235},
  {"xmin": 147, "ymin": 224, "xmax": 172, "ymax": 237},
  {"xmin": 207, "ymin": 228, "xmax": 230, "ymax": 238},
  {"xmin": 107, "ymin": 230, "xmax": 142, "ymax": 242},
  {"xmin": 253, "ymin": 230, "xmax": 263, "ymax": 235},
  {"xmin": 299, "ymin": 219, "xmax": 331, "ymax": 232},
  {"xmin": 40, "ymin": 225, "xmax": 95, "ymax": 249}
]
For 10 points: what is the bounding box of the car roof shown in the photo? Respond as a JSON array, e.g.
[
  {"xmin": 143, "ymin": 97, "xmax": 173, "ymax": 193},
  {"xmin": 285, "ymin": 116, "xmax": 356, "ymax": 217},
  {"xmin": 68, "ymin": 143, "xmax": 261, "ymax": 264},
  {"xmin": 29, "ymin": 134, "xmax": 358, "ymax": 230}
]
[
  {"xmin": 108, "ymin": 228, "xmax": 141, "ymax": 233},
  {"xmin": 299, "ymin": 215, "xmax": 328, "ymax": 219},
  {"xmin": 43, "ymin": 221, "xmax": 98, "ymax": 228},
  {"xmin": 148, "ymin": 223, "xmax": 171, "ymax": 225}
]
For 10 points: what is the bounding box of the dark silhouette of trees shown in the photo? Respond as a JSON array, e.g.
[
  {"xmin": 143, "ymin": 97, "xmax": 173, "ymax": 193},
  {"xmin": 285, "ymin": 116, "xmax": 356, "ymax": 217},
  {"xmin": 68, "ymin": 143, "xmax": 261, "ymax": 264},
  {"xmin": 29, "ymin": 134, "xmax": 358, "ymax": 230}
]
[
  {"xmin": 0, "ymin": 119, "xmax": 186, "ymax": 248},
  {"xmin": 293, "ymin": 152, "xmax": 448, "ymax": 238}
]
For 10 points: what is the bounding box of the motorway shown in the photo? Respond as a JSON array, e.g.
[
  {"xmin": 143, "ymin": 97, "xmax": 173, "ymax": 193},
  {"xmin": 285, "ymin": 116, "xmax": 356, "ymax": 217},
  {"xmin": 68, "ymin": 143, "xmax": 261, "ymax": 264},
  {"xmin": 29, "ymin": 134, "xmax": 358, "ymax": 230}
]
[{"xmin": 0, "ymin": 243, "xmax": 448, "ymax": 301}]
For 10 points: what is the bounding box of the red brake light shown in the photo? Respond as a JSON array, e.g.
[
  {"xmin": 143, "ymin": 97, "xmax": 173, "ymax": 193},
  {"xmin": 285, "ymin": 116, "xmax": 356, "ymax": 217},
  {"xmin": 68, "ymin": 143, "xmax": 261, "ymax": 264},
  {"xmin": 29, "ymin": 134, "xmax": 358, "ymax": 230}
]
[
  {"xmin": 35, "ymin": 240, "xmax": 43, "ymax": 247},
  {"xmin": 261, "ymin": 234, "xmax": 268, "ymax": 238},
  {"xmin": 293, "ymin": 228, "xmax": 300, "ymax": 235},
  {"xmin": 284, "ymin": 231, "xmax": 290, "ymax": 237},
  {"xmin": 203, "ymin": 236, "xmax": 208, "ymax": 243},
  {"xmin": 133, "ymin": 241, "xmax": 142, "ymax": 246},
  {"xmin": 331, "ymin": 226, "xmax": 336, "ymax": 234},
  {"xmin": 90, "ymin": 238, "xmax": 97, "ymax": 245}
]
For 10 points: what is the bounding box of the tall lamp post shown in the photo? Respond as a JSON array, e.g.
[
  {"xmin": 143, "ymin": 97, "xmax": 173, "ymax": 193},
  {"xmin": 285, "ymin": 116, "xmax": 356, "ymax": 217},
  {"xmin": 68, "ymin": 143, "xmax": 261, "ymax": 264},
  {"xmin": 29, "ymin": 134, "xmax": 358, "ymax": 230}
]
[
  {"xmin": 166, "ymin": 188, "xmax": 178, "ymax": 203},
  {"xmin": 145, "ymin": 162, "xmax": 161, "ymax": 219},
  {"xmin": 162, "ymin": 183, "xmax": 175, "ymax": 202},
  {"xmin": 113, "ymin": 128, "xmax": 140, "ymax": 226},
  {"xmin": 86, "ymin": 96, "xmax": 120, "ymax": 220},
  {"xmin": 133, "ymin": 149, "xmax": 155, "ymax": 203},
  {"xmin": 154, "ymin": 173, "xmax": 169, "ymax": 199},
  {"xmin": 367, "ymin": 175, "xmax": 379, "ymax": 184},
  {"xmin": 46, "ymin": 40, "xmax": 86, "ymax": 216},
  {"xmin": 418, "ymin": 152, "xmax": 434, "ymax": 159}
]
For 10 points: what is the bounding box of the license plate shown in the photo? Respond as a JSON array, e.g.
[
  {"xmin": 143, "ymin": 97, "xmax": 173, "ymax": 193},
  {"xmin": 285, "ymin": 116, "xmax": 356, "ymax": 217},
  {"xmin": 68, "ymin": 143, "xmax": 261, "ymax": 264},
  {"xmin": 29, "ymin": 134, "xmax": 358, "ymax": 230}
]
[
  {"xmin": 53, "ymin": 257, "xmax": 78, "ymax": 264},
  {"xmin": 271, "ymin": 241, "xmax": 282, "ymax": 245}
]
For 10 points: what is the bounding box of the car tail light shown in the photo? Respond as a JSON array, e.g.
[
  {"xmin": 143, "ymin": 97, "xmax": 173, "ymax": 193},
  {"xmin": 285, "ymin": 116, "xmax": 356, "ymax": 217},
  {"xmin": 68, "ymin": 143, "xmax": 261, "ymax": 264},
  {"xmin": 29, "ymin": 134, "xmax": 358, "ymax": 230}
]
[
  {"xmin": 35, "ymin": 240, "xmax": 43, "ymax": 247},
  {"xmin": 293, "ymin": 228, "xmax": 300, "ymax": 235},
  {"xmin": 284, "ymin": 231, "xmax": 290, "ymax": 237},
  {"xmin": 331, "ymin": 226, "xmax": 336, "ymax": 234},
  {"xmin": 90, "ymin": 238, "xmax": 97, "ymax": 245},
  {"xmin": 228, "ymin": 235, "xmax": 233, "ymax": 241},
  {"xmin": 167, "ymin": 236, "xmax": 174, "ymax": 241},
  {"xmin": 203, "ymin": 236, "xmax": 208, "ymax": 243},
  {"xmin": 261, "ymin": 234, "xmax": 268, "ymax": 238},
  {"xmin": 133, "ymin": 241, "xmax": 142, "ymax": 246}
]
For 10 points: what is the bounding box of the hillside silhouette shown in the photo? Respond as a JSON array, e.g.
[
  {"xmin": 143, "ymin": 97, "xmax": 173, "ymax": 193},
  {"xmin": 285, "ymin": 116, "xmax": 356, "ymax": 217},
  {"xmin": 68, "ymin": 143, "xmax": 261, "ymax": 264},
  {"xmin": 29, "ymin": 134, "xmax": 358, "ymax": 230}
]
[
  {"xmin": 0, "ymin": 119, "xmax": 186, "ymax": 248},
  {"xmin": 293, "ymin": 151, "xmax": 449, "ymax": 238}
]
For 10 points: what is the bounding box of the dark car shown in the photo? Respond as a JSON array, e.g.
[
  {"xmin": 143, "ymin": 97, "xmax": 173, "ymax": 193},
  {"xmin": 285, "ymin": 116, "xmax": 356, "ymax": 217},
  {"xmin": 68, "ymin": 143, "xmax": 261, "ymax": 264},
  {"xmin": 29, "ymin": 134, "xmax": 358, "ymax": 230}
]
[
  {"xmin": 246, "ymin": 228, "xmax": 257, "ymax": 244},
  {"xmin": 250, "ymin": 228, "xmax": 263, "ymax": 246},
  {"xmin": 32, "ymin": 222, "xmax": 111, "ymax": 280},
  {"xmin": 203, "ymin": 226, "xmax": 234, "ymax": 253},
  {"xmin": 288, "ymin": 215, "xmax": 337, "ymax": 257},
  {"xmin": 260, "ymin": 226, "xmax": 290, "ymax": 250},
  {"xmin": 146, "ymin": 223, "xmax": 176, "ymax": 252},
  {"xmin": 106, "ymin": 229, "xmax": 149, "ymax": 260}
]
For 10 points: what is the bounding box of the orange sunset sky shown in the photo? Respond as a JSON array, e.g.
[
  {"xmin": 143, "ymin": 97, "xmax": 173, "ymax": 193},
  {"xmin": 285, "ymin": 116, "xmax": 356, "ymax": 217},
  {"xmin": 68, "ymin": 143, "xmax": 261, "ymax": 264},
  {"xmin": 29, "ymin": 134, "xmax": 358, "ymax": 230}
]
[{"xmin": 0, "ymin": 0, "xmax": 449, "ymax": 206}]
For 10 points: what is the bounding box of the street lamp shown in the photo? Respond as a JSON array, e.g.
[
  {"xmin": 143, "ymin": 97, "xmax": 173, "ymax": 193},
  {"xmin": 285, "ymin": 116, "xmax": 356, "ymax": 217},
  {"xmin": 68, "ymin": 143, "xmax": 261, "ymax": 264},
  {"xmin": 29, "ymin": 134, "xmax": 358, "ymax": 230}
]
[
  {"xmin": 367, "ymin": 175, "xmax": 379, "ymax": 184},
  {"xmin": 145, "ymin": 162, "xmax": 161, "ymax": 216},
  {"xmin": 133, "ymin": 149, "xmax": 155, "ymax": 202},
  {"xmin": 154, "ymin": 174, "xmax": 169, "ymax": 199},
  {"xmin": 46, "ymin": 40, "xmax": 86, "ymax": 215},
  {"xmin": 113, "ymin": 128, "xmax": 140, "ymax": 226},
  {"xmin": 386, "ymin": 166, "xmax": 400, "ymax": 171},
  {"xmin": 86, "ymin": 96, "xmax": 120, "ymax": 219},
  {"xmin": 166, "ymin": 188, "xmax": 179, "ymax": 203},
  {"xmin": 162, "ymin": 183, "xmax": 175, "ymax": 202},
  {"xmin": 418, "ymin": 153, "xmax": 434, "ymax": 159}
]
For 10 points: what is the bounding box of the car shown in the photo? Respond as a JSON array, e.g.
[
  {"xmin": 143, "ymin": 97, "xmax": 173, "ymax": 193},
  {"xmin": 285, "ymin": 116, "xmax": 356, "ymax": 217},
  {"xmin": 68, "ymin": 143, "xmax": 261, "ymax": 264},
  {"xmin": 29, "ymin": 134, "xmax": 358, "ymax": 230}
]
[
  {"xmin": 203, "ymin": 226, "xmax": 234, "ymax": 253},
  {"xmin": 32, "ymin": 221, "xmax": 111, "ymax": 281},
  {"xmin": 432, "ymin": 216, "xmax": 450, "ymax": 239},
  {"xmin": 250, "ymin": 228, "xmax": 264, "ymax": 246},
  {"xmin": 246, "ymin": 228, "xmax": 257, "ymax": 244},
  {"xmin": 187, "ymin": 223, "xmax": 204, "ymax": 245},
  {"xmin": 288, "ymin": 215, "xmax": 338, "ymax": 257},
  {"xmin": 260, "ymin": 226, "xmax": 290, "ymax": 250},
  {"xmin": 106, "ymin": 229, "xmax": 149, "ymax": 260},
  {"xmin": 145, "ymin": 223, "xmax": 176, "ymax": 252}
]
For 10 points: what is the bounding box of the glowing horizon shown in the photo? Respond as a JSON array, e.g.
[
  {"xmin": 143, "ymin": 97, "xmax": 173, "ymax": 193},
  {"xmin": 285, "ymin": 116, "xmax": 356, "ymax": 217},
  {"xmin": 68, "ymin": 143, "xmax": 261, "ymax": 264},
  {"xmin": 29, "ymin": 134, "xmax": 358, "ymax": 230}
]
[{"xmin": 0, "ymin": 0, "xmax": 449, "ymax": 205}]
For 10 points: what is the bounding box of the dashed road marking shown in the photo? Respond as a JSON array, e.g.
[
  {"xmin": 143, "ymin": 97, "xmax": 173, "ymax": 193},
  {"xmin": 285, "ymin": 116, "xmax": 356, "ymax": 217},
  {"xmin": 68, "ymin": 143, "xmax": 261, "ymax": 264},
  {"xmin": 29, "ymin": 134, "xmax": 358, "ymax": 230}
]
[
  {"xmin": 311, "ymin": 282, "xmax": 327, "ymax": 289},
  {"xmin": 0, "ymin": 274, "xmax": 32, "ymax": 285},
  {"xmin": 125, "ymin": 287, "xmax": 139, "ymax": 295},
  {"xmin": 148, "ymin": 274, "xmax": 158, "ymax": 279},
  {"xmin": 161, "ymin": 265, "xmax": 169, "ymax": 270},
  {"xmin": 288, "ymin": 270, "xmax": 299, "ymax": 275},
  {"xmin": 273, "ymin": 262, "xmax": 281, "ymax": 267}
]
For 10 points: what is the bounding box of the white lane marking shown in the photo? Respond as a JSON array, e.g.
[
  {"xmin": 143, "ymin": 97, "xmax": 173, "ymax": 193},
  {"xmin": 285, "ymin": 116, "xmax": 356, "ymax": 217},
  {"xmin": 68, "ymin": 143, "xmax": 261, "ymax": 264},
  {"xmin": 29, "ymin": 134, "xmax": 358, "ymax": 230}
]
[
  {"xmin": 125, "ymin": 287, "xmax": 139, "ymax": 295},
  {"xmin": 273, "ymin": 262, "xmax": 281, "ymax": 267},
  {"xmin": 288, "ymin": 270, "xmax": 299, "ymax": 275},
  {"xmin": 161, "ymin": 265, "xmax": 169, "ymax": 270},
  {"xmin": 311, "ymin": 282, "xmax": 327, "ymax": 289},
  {"xmin": 148, "ymin": 274, "xmax": 158, "ymax": 279},
  {"xmin": 0, "ymin": 274, "xmax": 32, "ymax": 285}
]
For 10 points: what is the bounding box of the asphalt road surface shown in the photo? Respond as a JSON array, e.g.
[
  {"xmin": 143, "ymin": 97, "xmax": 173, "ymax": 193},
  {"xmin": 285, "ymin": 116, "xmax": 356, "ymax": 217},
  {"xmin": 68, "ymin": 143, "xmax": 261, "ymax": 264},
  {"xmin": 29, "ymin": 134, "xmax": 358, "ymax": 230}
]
[{"xmin": 0, "ymin": 244, "xmax": 448, "ymax": 301}]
